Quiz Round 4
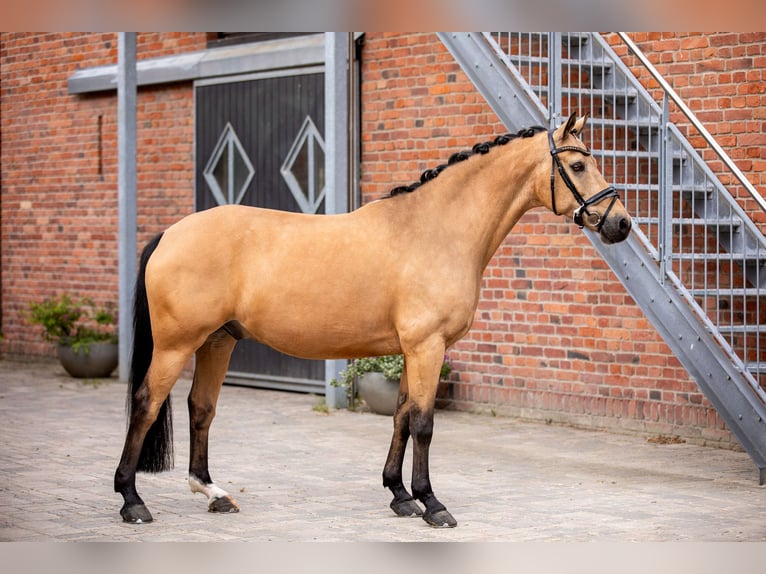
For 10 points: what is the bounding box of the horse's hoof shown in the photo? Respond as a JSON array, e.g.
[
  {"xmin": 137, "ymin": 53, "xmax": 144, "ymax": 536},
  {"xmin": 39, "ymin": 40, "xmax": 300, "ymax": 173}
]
[
  {"xmin": 390, "ymin": 497, "xmax": 424, "ymax": 517},
  {"xmin": 423, "ymin": 509, "xmax": 457, "ymax": 528},
  {"xmin": 208, "ymin": 495, "xmax": 240, "ymax": 513},
  {"xmin": 120, "ymin": 503, "xmax": 153, "ymax": 524}
]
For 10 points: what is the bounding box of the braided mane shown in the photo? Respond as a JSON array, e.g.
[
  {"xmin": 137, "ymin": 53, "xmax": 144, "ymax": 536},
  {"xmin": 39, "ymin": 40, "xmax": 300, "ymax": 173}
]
[{"xmin": 388, "ymin": 125, "xmax": 547, "ymax": 197}]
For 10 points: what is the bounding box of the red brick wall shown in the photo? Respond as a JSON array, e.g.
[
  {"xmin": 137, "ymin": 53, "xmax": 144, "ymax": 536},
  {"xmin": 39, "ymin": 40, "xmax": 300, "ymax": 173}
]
[
  {"xmin": 2, "ymin": 32, "xmax": 762, "ymax": 448},
  {"xmin": 359, "ymin": 32, "xmax": 766, "ymax": 446},
  {"xmin": 0, "ymin": 32, "xmax": 206, "ymax": 357}
]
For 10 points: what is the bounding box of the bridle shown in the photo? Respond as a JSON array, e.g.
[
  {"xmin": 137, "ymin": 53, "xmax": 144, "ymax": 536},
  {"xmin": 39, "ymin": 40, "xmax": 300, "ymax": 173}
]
[{"xmin": 548, "ymin": 129, "xmax": 619, "ymax": 230}]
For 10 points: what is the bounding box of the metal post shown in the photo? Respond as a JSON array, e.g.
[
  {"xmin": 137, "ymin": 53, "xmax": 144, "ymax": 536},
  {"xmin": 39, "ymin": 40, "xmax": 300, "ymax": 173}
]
[
  {"xmin": 548, "ymin": 32, "xmax": 562, "ymax": 127},
  {"xmin": 658, "ymin": 94, "xmax": 672, "ymax": 284},
  {"xmin": 324, "ymin": 32, "xmax": 350, "ymax": 408},
  {"xmin": 117, "ymin": 33, "xmax": 137, "ymax": 383}
]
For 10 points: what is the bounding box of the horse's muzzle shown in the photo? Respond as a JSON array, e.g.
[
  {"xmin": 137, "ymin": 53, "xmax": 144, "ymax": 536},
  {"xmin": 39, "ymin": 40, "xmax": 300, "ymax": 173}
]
[{"xmin": 599, "ymin": 215, "xmax": 632, "ymax": 244}]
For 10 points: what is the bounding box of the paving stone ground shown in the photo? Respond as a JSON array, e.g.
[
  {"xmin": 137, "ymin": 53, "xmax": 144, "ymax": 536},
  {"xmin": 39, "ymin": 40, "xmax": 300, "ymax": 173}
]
[{"xmin": 0, "ymin": 359, "xmax": 764, "ymax": 542}]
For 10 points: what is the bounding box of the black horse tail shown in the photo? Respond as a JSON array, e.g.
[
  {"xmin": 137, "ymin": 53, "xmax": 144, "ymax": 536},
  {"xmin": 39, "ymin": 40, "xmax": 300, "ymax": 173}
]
[{"xmin": 127, "ymin": 231, "xmax": 174, "ymax": 473}]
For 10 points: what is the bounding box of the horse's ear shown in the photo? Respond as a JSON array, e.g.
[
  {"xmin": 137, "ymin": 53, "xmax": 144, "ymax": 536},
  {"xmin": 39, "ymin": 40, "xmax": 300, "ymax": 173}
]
[
  {"xmin": 571, "ymin": 112, "xmax": 590, "ymax": 137},
  {"xmin": 562, "ymin": 112, "xmax": 577, "ymax": 136}
]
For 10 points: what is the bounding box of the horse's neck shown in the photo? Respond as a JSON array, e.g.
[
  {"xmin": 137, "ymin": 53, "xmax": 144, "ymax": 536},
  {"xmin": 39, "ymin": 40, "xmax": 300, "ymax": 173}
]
[{"xmin": 414, "ymin": 146, "xmax": 541, "ymax": 271}]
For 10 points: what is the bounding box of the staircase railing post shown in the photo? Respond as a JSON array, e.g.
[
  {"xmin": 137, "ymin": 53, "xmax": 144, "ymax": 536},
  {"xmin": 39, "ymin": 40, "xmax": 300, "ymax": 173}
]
[
  {"xmin": 658, "ymin": 94, "xmax": 673, "ymax": 284},
  {"xmin": 547, "ymin": 32, "xmax": 561, "ymax": 127}
]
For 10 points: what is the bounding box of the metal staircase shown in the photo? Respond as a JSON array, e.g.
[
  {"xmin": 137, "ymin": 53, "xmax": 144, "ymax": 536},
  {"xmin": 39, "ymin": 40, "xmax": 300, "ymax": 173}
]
[{"xmin": 438, "ymin": 32, "xmax": 766, "ymax": 483}]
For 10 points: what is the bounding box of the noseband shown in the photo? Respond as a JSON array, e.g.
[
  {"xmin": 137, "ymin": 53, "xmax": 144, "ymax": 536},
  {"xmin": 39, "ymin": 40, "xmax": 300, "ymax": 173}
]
[{"xmin": 548, "ymin": 129, "xmax": 619, "ymax": 230}]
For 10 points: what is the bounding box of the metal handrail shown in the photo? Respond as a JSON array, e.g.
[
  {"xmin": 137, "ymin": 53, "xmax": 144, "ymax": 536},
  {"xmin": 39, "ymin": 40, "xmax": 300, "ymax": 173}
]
[{"xmin": 616, "ymin": 32, "xmax": 766, "ymax": 213}]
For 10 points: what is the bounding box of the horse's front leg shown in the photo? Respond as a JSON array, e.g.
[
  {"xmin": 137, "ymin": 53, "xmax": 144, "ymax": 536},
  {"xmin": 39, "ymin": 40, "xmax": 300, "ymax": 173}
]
[
  {"xmin": 188, "ymin": 329, "xmax": 240, "ymax": 514},
  {"xmin": 404, "ymin": 339, "xmax": 457, "ymax": 528},
  {"xmin": 382, "ymin": 364, "xmax": 424, "ymax": 518}
]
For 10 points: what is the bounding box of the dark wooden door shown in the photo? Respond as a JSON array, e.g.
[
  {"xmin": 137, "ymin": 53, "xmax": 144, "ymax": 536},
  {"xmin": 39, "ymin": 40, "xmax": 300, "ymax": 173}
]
[{"xmin": 195, "ymin": 71, "xmax": 326, "ymax": 392}]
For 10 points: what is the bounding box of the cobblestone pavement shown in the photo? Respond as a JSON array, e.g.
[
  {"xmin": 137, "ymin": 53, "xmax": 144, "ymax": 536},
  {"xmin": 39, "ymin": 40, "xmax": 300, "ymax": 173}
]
[{"xmin": 0, "ymin": 359, "xmax": 764, "ymax": 542}]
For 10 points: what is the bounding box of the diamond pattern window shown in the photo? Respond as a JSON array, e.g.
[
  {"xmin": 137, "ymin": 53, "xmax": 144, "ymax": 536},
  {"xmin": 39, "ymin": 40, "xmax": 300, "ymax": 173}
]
[
  {"xmin": 281, "ymin": 115, "xmax": 326, "ymax": 214},
  {"xmin": 203, "ymin": 122, "xmax": 255, "ymax": 206}
]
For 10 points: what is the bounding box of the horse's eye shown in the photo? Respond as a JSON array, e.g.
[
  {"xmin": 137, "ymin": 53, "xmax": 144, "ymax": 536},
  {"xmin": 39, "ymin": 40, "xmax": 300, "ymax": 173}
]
[{"xmin": 571, "ymin": 161, "xmax": 585, "ymax": 173}]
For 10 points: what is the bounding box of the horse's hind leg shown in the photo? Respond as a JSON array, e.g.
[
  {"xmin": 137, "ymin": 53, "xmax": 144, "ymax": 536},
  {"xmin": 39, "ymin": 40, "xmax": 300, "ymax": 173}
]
[
  {"xmin": 115, "ymin": 348, "xmax": 190, "ymax": 523},
  {"xmin": 382, "ymin": 364, "xmax": 424, "ymax": 517},
  {"xmin": 187, "ymin": 328, "xmax": 239, "ymax": 513}
]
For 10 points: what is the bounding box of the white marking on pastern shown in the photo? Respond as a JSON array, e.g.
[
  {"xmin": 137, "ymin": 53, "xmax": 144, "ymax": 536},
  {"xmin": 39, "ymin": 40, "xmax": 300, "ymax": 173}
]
[{"xmin": 188, "ymin": 474, "xmax": 233, "ymax": 505}]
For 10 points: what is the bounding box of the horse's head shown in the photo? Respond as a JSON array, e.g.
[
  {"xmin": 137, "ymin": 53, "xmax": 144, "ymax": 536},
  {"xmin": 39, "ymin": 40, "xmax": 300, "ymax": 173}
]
[{"xmin": 542, "ymin": 112, "xmax": 631, "ymax": 244}]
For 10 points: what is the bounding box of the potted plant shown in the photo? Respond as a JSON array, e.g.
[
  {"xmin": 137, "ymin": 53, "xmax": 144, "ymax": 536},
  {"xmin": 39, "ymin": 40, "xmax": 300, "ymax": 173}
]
[
  {"xmin": 332, "ymin": 354, "xmax": 452, "ymax": 415},
  {"xmin": 28, "ymin": 294, "xmax": 118, "ymax": 378}
]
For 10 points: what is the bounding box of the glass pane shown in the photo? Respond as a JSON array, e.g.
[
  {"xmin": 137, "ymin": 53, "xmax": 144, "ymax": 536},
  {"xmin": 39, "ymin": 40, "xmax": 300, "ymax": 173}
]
[
  {"xmin": 213, "ymin": 145, "xmax": 229, "ymax": 196},
  {"xmin": 313, "ymin": 138, "xmax": 325, "ymax": 194},
  {"xmin": 292, "ymin": 141, "xmax": 310, "ymax": 200},
  {"xmin": 232, "ymin": 142, "xmax": 250, "ymax": 199}
]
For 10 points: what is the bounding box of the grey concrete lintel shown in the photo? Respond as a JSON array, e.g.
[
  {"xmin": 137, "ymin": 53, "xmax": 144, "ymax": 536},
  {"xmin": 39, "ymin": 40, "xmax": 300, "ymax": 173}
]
[{"xmin": 68, "ymin": 33, "xmax": 325, "ymax": 94}]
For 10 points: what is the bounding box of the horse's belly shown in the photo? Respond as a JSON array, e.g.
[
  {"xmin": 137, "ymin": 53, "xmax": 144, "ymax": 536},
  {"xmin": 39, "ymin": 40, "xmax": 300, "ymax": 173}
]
[
  {"xmin": 239, "ymin": 299, "xmax": 401, "ymax": 360},
  {"xmin": 250, "ymin": 323, "xmax": 402, "ymax": 361}
]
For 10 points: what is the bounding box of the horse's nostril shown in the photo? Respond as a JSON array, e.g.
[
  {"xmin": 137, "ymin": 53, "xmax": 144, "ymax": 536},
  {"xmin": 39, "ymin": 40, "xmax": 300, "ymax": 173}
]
[{"xmin": 619, "ymin": 217, "xmax": 631, "ymax": 232}]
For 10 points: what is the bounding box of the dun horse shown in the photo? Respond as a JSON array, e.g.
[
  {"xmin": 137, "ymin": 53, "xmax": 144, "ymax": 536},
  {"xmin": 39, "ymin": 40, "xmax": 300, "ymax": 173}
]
[{"xmin": 115, "ymin": 113, "xmax": 631, "ymax": 527}]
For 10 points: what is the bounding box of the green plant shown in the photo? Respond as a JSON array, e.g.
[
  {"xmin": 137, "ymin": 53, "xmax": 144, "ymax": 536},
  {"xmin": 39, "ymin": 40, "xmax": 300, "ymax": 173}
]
[
  {"xmin": 312, "ymin": 399, "xmax": 330, "ymax": 415},
  {"xmin": 28, "ymin": 294, "xmax": 117, "ymax": 354},
  {"xmin": 331, "ymin": 354, "xmax": 452, "ymax": 398}
]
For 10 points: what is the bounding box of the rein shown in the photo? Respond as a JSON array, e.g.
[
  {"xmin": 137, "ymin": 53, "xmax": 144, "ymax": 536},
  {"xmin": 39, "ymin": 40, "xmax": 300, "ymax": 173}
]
[{"xmin": 548, "ymin": 129, "xmax": 619, "ymax": 230}]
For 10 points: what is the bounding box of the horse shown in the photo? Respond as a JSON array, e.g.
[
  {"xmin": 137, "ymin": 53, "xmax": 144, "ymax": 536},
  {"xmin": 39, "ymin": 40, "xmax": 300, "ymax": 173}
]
[{"xmin": 114, "ymin": 113, "xmax": 632, "ymax": 528}]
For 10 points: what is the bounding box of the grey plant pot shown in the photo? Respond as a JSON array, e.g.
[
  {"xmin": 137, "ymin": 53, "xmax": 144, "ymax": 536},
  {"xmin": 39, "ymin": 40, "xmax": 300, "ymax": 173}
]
[
  {"xmin": 357, "ymin": 372, "xmax": 400, "ymax": 416},
  {"xmin": 57, "ymin": 342, "xmax": 119, "ymax": 378}
]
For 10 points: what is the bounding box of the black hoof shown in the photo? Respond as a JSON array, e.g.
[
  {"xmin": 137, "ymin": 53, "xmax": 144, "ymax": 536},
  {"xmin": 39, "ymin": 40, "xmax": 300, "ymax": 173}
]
[
  {"xmin": 120, "ymin": 503, "xmax": 153, "ymax": 524},
  {"xmin": 208, "ymin": 495, "xmax": 240, "ymax": 513},
  {"xmin": 390, "ymin": 497, "xmax": 424, "ymax": 517},
  {"xmin": 423, "ymin": 508, "xmax": 457, "ymax": 528}
]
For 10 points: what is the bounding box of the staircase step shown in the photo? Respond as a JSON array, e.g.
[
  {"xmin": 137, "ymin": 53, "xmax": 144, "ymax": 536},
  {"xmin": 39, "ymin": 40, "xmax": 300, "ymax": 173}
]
[
  {"xmin": 506, "ymin": 54, "xmax": 614, "ymax": 74},
  {"xmin": 671, "ymin": 251, "xmax": 766, "ymax": 262},
  {"xmin": 632, "ymin": 216, "xmax": 743, "ymax": 228},
  {"xmin": 533, "ymin": 86, "xmax": 639, "ymax": 103},
  {"xmin": 614, "ymin": 183, "xmax": 713, "ymax": 196},
  {"xmin": 498, "ymin": 32, "xmax": 590, "ymax": 47},
  {"xmin": 717, "ymin": 324, "xmax": 765, "ymax": 334},
  {"xmin": 679, "ymin": 186, "xmax": 715, "ymax": 199},
  {"xmin": 691, "ymin": 288, "xmax": 765, "ymax": 297},
  {"xmin": 586, "ymin": 116, "xmax": 659, "ymax": 132},
  {"xmin": 592, "ymin": 148, "xmax": 686, "ymax": 162},
  {"xmin": 561, "ymin": 33, "xmax": 590, "ymax": 46}
]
